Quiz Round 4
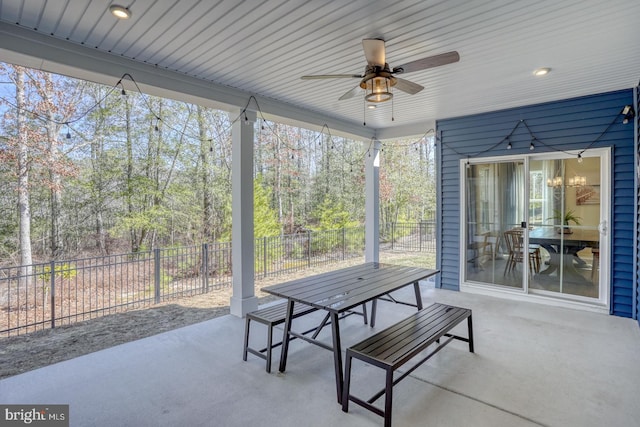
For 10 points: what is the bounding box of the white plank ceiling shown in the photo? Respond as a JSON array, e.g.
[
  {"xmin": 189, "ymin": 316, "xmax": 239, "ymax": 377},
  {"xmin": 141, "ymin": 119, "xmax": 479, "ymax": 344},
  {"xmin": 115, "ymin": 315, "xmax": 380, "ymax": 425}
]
[{"xmin": 0, "ymin": 0, "xmax": 639, "ymax": 138}]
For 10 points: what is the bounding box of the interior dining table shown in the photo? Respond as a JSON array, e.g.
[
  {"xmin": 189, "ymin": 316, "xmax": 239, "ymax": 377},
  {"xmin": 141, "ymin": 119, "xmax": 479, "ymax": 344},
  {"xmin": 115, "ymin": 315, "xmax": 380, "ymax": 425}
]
[
  {"xmin": 261, "ymin": 262, "xmax": 439, "ymax": 404},
  {"xmin": 528, "ymin": 227, "xmax": 600, "ymax": 283}
]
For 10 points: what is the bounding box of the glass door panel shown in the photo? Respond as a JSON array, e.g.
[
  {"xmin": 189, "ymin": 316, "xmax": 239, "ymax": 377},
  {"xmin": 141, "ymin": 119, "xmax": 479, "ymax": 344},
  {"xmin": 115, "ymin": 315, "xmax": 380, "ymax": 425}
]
[
  {"xmin": 464, "ymin": 160, "xmax": 525, "ymax": 289},
  {"xmin": 528, "ymin": 158, "xmax": 601, "ymax": 299}
]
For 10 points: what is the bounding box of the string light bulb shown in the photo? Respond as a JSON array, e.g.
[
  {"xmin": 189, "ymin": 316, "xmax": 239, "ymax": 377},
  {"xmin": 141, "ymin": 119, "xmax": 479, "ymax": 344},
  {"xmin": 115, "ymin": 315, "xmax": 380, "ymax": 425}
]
[
  {"xmin": 529, "ymin": 140, "xmax": 535, "ymax": 150},
  {"xmin": 65, "ymin": 123, "xmax": 71, "ymax": 139},
  {"xmin": 577, "ymin": 153, "xmax": 583, "ymax": 163}
]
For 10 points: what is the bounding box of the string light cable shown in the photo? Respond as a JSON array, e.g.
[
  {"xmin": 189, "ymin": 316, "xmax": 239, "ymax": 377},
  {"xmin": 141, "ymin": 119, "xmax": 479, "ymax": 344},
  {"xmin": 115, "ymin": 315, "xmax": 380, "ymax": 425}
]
[
  {"xmin": 2, "ymin": 70, "xmax": 419, "ymax": 171},
  {"xmin": 440, "ymin": 109, "xmax": 627, "ymax": 163}
]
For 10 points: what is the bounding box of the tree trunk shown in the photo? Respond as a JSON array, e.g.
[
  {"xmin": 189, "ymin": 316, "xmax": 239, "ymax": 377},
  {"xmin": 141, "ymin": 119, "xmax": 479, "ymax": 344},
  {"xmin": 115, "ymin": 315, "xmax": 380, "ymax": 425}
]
[
  {"xmin": 42, "ymin": 73, "xmax": 64, "ymax": 258},
  {"xmin": 91, "ymin": 121, "xmax": 106, "ymax": 254},
  {"xmin": 16, "ymin": 68, "xmax": 33, "ymax": 285},
  {"xmin": 197, "ymin": 105, "xmax": 213, "ymax": 241},
  {"xmin": 124, "ymin": 96, "xmax": 138, "ymax": 252},
  {"xmin": 275, "ymin": 124, "xmax": 284, "ymax": 227}
]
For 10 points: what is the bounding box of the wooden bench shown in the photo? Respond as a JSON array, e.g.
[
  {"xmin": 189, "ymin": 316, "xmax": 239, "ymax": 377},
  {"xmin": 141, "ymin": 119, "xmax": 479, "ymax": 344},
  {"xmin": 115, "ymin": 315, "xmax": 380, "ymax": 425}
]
[
  {"xmin": 243, "ymin": 300, "xmax": 368, "ymax": 373},
  {"xmin": 342, "ymin": 303, "xmax": 474, "ymax": 427}
]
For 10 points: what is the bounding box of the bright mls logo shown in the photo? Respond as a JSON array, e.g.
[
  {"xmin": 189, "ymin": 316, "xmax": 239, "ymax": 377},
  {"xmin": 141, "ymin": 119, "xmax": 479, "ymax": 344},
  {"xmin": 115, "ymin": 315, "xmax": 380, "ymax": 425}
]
[{"xmin": 0, "ymin": 405, "xmax": 68, "ymax": 427}]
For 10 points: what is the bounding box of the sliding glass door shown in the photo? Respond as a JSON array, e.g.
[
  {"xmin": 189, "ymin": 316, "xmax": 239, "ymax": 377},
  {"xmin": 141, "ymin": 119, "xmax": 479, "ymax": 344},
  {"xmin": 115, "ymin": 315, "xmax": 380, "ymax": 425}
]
[
  {"xmin": 528, "ymin": 157, "xmax": 602, "ymax": 300},
  {"xmin": 462, "ymin": 149, "xmax": 609, "ymax": 306},
  {"xmin": 464, "ymin": 159, "xmax": 526, "ymax": 290}
]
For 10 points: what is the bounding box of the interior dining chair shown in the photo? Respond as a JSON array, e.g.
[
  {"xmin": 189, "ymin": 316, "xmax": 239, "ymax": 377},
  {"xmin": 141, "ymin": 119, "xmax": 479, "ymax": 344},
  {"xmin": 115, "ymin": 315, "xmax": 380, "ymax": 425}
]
[
  {"xmin": 591, "ymin": 247, "xmax": 600, "ymax": 281},
  {"xmin": 503, "ymin": 229, "xmax": 540, "ymax": 275}
]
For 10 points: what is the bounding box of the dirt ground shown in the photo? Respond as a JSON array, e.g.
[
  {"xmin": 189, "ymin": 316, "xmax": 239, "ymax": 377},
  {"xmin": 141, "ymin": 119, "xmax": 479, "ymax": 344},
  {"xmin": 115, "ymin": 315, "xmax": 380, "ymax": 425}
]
[{"xmin": 0, "ymin": 260, "xmax": 365, "ymax": 380}]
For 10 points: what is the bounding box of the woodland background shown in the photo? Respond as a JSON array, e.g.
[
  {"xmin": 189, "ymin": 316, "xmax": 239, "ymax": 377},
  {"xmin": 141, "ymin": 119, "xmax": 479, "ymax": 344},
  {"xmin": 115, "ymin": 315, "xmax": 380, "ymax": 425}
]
[{"xmin": 0, "ymin": 63, "xmax": 436, "ymax": 268}]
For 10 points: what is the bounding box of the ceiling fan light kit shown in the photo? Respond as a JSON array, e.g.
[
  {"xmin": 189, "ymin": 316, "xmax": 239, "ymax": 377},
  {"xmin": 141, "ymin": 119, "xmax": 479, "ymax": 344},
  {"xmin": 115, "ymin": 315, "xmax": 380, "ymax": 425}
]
[
  {"xmin": 364, "ymin": 76, "xmax": 394, "ymax": 103},
  {"xmin": 301, "ymin": 38, "xmax": 460, "ymax": 110}
]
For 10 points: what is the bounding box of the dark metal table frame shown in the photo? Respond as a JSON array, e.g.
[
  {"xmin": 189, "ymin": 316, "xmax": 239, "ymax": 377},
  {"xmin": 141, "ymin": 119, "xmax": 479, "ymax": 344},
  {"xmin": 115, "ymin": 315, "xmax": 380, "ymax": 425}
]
[{"xmin": 262, "ymin": 262, "xmax": 439, "ymax": 404}]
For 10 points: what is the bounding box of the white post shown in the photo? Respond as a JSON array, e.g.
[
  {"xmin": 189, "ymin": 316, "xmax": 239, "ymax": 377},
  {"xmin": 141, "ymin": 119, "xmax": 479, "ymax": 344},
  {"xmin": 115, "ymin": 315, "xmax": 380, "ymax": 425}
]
[
  {"xmin": 365, "ymin": 140, "xmax": 381, "ymax": 262},
  {"xmin": 230, "ymin": 109, "xmax": 259, "ymax": 317}
]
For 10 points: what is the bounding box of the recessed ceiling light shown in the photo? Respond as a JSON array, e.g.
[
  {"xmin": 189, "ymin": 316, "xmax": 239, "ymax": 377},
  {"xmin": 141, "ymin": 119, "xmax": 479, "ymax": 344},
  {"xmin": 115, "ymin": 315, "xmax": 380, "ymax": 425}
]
[
  {"xmin": 533, "ymin": 67, "xmax": 551, "ymax": 76},
  {"xmin": 367, "ymin": 104, "xmax": 377, "ymax": 110},
  {"xmin": 109, "ymin": 5, "xmax": 131, "ymax": 19}
]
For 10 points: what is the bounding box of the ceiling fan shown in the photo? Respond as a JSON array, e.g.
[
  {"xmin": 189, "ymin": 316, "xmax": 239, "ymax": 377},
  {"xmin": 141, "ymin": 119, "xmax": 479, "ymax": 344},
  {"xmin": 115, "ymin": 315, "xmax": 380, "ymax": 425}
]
[{"xmin": 301, "ymin": 39, "xmax": 459, "ymax": 103}]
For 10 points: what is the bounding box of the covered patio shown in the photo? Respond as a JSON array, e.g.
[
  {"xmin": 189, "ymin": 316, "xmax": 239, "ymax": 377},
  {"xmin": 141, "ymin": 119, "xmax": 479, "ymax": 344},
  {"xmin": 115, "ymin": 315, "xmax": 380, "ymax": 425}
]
[
  {"xmin": 1, "ymin": 1, "xmax": 640, "ymax": 426},
  {"xmin": 2, "ymin": 284, "xmax": 640, "ymax": 426}
]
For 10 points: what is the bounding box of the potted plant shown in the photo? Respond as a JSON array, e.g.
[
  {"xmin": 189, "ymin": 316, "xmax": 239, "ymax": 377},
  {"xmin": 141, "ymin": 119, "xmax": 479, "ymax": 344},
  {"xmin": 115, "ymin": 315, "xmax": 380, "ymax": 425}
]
[{"xmin": 549, "ymin": 209, "xmax": 581, "ymax": 234}]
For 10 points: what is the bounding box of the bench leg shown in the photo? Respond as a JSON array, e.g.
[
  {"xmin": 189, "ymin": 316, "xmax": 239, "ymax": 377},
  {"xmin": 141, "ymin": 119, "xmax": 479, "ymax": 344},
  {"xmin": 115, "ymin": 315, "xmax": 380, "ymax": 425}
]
[
  {"xmin": 266, "ymin": 323, "xmax": 274, "ymax": 373},
  {"xmin": 341, "ymin": 352, "xmax": 353, "ymax": 413},
  {"xmin": 384, "ymin": 367, "xmax": 393, "ymax": 427},
  {"xmin": 242, "ymin": 318, "xmax": 251, "ymax": 362},
  {"xmin": 467, "ymin": 314, "xmax": 475, "ymax": 353}
]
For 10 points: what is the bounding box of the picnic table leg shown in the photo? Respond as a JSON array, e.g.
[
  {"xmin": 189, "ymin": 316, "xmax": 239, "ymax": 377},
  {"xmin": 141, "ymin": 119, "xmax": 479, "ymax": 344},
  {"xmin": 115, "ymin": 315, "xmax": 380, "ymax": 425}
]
[
  {"xmin": 413, "ymin": 281, "xmax": 423, "ymax": 310},
  {"xmin": 278, "ymin": 299, "xmax": 295, "ymax": 373},
  {"xmin": 370, "ymin": 299, "xmax": 377, "ymax": 327},
  {"xmin": 330, "ymin": 312, "xmax": 344, "ymax": 404}
]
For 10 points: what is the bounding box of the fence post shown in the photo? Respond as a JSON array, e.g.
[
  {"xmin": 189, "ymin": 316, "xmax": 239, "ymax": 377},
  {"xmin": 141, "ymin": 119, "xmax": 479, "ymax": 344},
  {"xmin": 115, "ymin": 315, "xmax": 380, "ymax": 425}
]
[
  {"xmin": 419, "ymin": 222, "xmax": 423, "ymax": 252},
  {"xmin": 307, "ymin": 231, "xmax": 312, "ymax": 268},
  {"xmin": 50, "ymin": 260, "xmax": 56, "ymax": 329},
  {"xmin": 391, "ymin": 223, "xmax": 395, "ymax": 250},
  {"xmin": 263, "ymin": 237, "xmax": 268, "ymax": 278},
  {"xmin": 202, "ymin": 243, "xmax": 209, "ymax": 293},
  {"xmin": 342, "ymin": 228, "xmax": 346, "ymax": 260},
  {"xmin": 154, "ymin": 248, "xmax": 161, "ymax": 304}
]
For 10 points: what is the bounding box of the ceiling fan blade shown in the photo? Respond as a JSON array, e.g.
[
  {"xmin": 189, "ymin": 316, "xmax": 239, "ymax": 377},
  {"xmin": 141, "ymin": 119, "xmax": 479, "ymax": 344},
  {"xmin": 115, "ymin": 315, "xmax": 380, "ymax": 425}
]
[
  {"xmin": 394, "ymin": 78, "xmax": 424, "ymax": 95},
  {"xmin": 301, "ymin": 74, "xmax": 362, "ymax": 80},
  {"xmin": 394, "ymin": 51, "xmax": 460, "ymax": 74},
  {"xmin": 362, "ymin": 38, "xmax": 386, "ymax": 67},
  {"xmin": 338, "ymin": 85, "xmax": 361, "ymax": 101}
]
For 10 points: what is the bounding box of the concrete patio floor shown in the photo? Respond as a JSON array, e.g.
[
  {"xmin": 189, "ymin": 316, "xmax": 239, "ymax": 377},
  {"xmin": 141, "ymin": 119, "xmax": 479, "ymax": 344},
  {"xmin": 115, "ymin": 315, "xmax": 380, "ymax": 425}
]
[{"xmin": 1, "ymin": 283, "xmax": 639, "ymax": 427}]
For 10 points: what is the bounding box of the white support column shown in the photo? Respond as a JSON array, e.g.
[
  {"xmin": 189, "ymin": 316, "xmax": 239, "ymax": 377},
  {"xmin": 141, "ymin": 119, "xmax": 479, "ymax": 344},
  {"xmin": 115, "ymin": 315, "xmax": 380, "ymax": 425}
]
[
  {"xmin": 365, "ymin": 140, "xmax": 381, "ymax": 263},
  {"xmin": 230, "ymin": 109, "xmax": 259, "ymax": 317}
]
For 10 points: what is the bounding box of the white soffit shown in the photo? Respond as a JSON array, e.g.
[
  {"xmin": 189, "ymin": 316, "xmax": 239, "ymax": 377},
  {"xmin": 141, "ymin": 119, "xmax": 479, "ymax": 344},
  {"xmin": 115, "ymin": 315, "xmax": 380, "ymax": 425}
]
[{"xmin": 0, "ymin": 0, "xmax": 638, "ymax": 138}]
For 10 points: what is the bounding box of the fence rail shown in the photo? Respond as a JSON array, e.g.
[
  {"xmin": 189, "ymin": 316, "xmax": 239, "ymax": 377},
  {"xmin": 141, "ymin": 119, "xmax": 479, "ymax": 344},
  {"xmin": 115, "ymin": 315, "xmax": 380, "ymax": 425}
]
[{"xmin": 0, "ymin": 222, "xmax": 434, "ymax": 336}]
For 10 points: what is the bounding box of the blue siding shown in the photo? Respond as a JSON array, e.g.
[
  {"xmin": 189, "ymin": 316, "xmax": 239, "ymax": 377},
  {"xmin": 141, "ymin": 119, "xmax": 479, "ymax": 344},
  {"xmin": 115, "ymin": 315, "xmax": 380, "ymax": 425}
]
[
  {"xmin": 635, "ymin": 86, "xmax": 639, "ymax": 325},
  {"xmin": 436, "ymin": 89, "xmax": 635, "ymax": 318}
]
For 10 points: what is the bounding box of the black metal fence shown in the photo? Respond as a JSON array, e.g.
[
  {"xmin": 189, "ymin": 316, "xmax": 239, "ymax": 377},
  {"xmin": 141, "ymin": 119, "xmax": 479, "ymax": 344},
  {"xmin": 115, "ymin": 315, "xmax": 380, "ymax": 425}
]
[
  {"xmin": 0, "ymin": 222, "xmax": 434, "ymax": 336},
  {"xmin": 380, "ymin": 221, "xmax": 436, "ymax": 252}
]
